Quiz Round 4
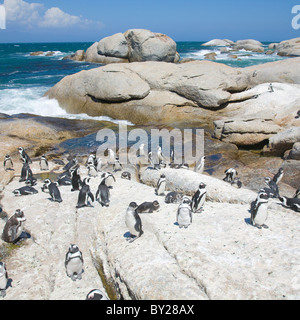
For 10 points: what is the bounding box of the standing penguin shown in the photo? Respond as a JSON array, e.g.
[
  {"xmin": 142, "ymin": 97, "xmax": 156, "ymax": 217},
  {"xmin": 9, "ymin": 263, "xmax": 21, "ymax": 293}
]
[
  {"xmin": 191, "ymin": 183, "xmax": 207, "ymax": 213},
  {"xmin": 95, "ymin": 178, "xmax": 110, "ymax": 207},
  {"xmin": 177, "ymin": 197, "xmax": 193, "ymax": 228},
  {"xmin": 194, "ymin": 156, "xmax": 206, "ymax": 174},
  {"xmin": 251, "ymin": 192, "xmax": 269, "ymax": 229},
  {"xmin": 86, "ymin": 289, "xmax": 109, "ymax": 300},
  {"xmin": 2, "ymin": 209, "xmax": 26, "ymax": 243},
  {"xmin": 76, "ymin": 178, "xmax": 94, "ymax": 208},
  {"xmin": 18, "ymin": 147, "xmax": 32, "ymax": 164},
  {"xmin": 3, "ymin": 155, "xmax": 13, "ymax": 171},
  {"xmin": 70, "ymin": 166, "xmax": 82, "ymax": 192},
  {"xmin": 39, "ymin": 155, "xmax": 49, "ymax": 171},
  {"xmin": 125, "ymin": 202, "xmax": 144, "ymax": 242},
  {"xmin": 87, "ymin": 163, "xmax": 98, "ymax": 177},
  {"xmin": 19, "ymin": 161, "xmax": 33, "ymax": 182},
  {"xmin": 43, "ymin": 179, "xmax": 63, "ymax": 203},
  {"xmin": 155, "ymin": 174, "xmax": 166, "ymax": 196},
  {"xmin": 113, "ymin": 157, "xmax": 123, "ymax": 172},
  {"xmin": 65, "ymin": 244, "xmax": 84, "ymax": 281},
  {"xmin": 0, "ymin": 262, "xmax": 8, "ymax": 298},
  {"xmin": 223, "ymin": 168, "xmax": 238, "ymax": 182},
  {"xmin": 272, "ymin": 168, "xmax": 284, "ymax": 184},
  {"xmin": 86, "ymin": 153, "xmax": 97, "ymax": 167}
]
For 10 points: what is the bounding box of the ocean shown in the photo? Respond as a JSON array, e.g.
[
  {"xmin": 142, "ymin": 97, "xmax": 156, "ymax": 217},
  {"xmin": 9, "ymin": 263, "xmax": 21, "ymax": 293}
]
[{"xmin": 0, "ymin": 41, "xmax": 288, "ymax": 122}]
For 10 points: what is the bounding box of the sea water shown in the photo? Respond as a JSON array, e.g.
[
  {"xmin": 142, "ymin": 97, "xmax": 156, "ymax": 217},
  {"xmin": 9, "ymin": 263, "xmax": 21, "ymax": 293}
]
[{"xmin": 0, "ymin": 41, "xmax": 288, "ymax": 121}]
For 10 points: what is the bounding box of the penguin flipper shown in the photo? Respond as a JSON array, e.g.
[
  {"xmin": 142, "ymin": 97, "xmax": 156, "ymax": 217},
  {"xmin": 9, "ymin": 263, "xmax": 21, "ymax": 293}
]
[{"xmin": 89, "ymin": 192, "xmax": 94, "ymax": 202}]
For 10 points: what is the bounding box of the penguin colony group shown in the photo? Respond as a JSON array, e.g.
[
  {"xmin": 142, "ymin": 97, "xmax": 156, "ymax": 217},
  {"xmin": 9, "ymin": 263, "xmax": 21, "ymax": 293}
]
[{"xmin": 1, "ymin": 145, "xmax": 300, "ymax": 299}]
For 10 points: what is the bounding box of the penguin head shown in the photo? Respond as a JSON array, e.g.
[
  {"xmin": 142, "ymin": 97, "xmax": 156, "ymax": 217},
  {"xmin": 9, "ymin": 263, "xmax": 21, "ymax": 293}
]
[
  {"xmin": 84, "ymin": 177, "xmax": 91, "ymax": 185},
  {"xmin": 152, "ymin": 201, "xmax": 160, "ymax": 208},
  {"xmin": 259, "ymin": 192, "xmax": 269, "ymax": 201},
  {"xmin": 199, "ymin": 183, "xmax": 206, "ymax": 189},
  {"xmin": 5, "ymin": 154, "xmax": 10, "ymax": 159},
  {"xmin": 43, "ymin": 179, "xmax": 51, "ymax": 186},
  {"xmin": 160, "ymin": 174, "xmax": 166, "ymax": 178},
  {"xmin": 86, "ymin": 289, "xmax": 107, "ymax": 300},
  {"xmin": 181, "ymin": 197, "xmax": 191, "ymax": 205},
  {"xmin": 18, "ymin": 147, "xmax": 23, "ymax": 153},
  {"xmin": 129, "ymin": 202, "xmax": 138, "ymax": 209},
  {"xmin": 15, "ymin": 209, "xmax": 26, "ymax": 221},
  {"xmin": 278, "ymin": 168, "xmax": 283, "ymax": 173},
  {"xmin": 68, "ymin": 244, "xmax": 79, "ymax": 254},
  {"xmin": 279, "ymin": 196, "xmax": 287, "ymax": 205},
  {"xmin": 13, "ymin": 189, "xmax": 21, "ymax": 196}
]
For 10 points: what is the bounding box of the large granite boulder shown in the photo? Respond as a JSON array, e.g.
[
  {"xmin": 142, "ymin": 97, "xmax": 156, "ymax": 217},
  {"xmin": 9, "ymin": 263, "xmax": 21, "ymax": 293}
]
[
  {"xmin": 276, "ymin": 37, "xmax": 300, "ymax": 57},
  {"xmin": 202, "ymin": 39, "xmax": 235, "ymax": 46},
  {"xmin": 84, "ymin": 29, "xmax": 179, "ymax": 64},
  {"xmin": 232, "ymin": 39, "xmax": 264, "ymax": 52}
]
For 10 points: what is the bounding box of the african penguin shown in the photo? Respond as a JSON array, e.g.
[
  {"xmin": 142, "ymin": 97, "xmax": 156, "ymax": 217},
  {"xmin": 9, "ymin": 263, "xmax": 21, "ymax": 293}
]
[
  {"xmin": 87, "ymin": 163, "xmax": 98, "ymax": 177},
  {"xmin": 0, "ymin": 262, "xmax": 8, "ymax": 298},
  {"xmin": 279, "ymin": 196, "xmax": 300, "ymax": 212},
  {"xmin": 295, "ymin": 110, "xmax": 300, "ymax": 119},
  {"xmin": 125, "ymin": 202, "xmax": 144, "ymax": 242},
  {"xmin": 76, "ymin": 178, "xmax": 94, "ymax": 208},
  {"xmin": 96, "ymin": 158, "xmax": 102, "ymax": 172},
  {"xmin": 25, "ymin": 176, "xmax": 37, "ymax": 186},
  {"xmin": 57, "ymin": 175, "xmax": 72, "ymax": 186},
  {"xmin": 13, "ymin": 186, "xmax": 38, "ymax": 196},
  {"xmin": 95, "ymin": 178, "xmax": 110, "ymax": 207},
  {"xmin": 3, "ymin": 154, "xmax": 13, "ymax": 171},
  {"xmin": 223, "ymin": 168, "xmax": 237, "ymax": 183},
  {"xmin": 2, "ymin": 209, "xmax": 26, "ymax": 243},
  {"xmin": 231, "ymin": 177, "xmax": 242, "ymax": 189},
  {"xmin": 136, "ymin": 201, "xmax": 160, "ymax": 214},
  {"xmin": 86, "ymin": 289, "xmax": 109, "ymax": 300},
  {"xmin": 121, "ymin": 171, "xmax": 131, "ymax": 180},
  {"xmin": 113, "ymin": 156, "xmax": 122, "ymax": 172},
  {"xmin": 191, "ymin": 183, "xmax": 207, "ymax": 213},
  {"xmin": 65, "ymin": 244, "xmax": 84, "ymax": 281},
  {"xmin": 194, "ymin": 156, "xmax": 206, "ymax": 174},
  {"xmin": 18, "ymin": 147, "xmax": 32, "ymax": 164},
  {"xmin": 264, "ymin": 177, "xmax": 279, "ymax": 198},
  {"xmin": 137, "ymin": 143, "xmax": 146, "ymax": 158},
  {"xmin": 70, "ymin": 166, "xmax": 82, "ymax": 191},
  {"xmin": 63, "ymin": 158, "xmax": 78, "ymax": 172},
  {"xmin": 86, "ymin": 153, "xmax": 97, "ymax": 167},
  {"xmin": 19, "ymin": 161, "xmax": 33, "ymax": 182},
  {"xmin": 250, "ymin": 192, "xmax": 269, "ymax": 229},
  {"xmin": 155, "ymin": 174, "xmax": 166, "ymax": 196},
  {"xmin": 43, "ymin": 179, "xmax": 63, "ymax": 203},
  {"xmin": 165, "ymin": 191, "xmax": 183, "ymax": 204},
  {"xmin": 273, "ymin": 168, "xmax": 284, "ymax": 184},
  {"xmin": 177, "ymin": 197, "xmax": 192, "ymax": 228},
  {"xmin": 39, "ymin": 155, "xmax": 49, "ymax": 171}
]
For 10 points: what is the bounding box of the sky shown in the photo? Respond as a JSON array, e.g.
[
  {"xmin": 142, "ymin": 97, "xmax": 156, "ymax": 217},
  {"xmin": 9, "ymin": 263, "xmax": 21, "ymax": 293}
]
[{"xmin": 1, "ymin": 0, "xmax": 300, "ymax": 43}]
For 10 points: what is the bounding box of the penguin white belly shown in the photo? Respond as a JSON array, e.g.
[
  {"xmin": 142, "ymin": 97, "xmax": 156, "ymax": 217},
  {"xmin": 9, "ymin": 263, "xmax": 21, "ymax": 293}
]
[
  {"xmin": 198, "ymin": 193, "xmax": 206, "ymax": 209},
  {"xmin": 66, "ymin": 258, "xmax": 83, "ymax": 276},
  {"xmin": 126, "ymin": 211, "xmax": 138, "ymax": 236},
  {"xmin": 177, "ymin": 207, "xmax": 192, "ymax": 227},
  {"xmin": 254, "ymin": 203, "xmax": 268, "ymax": 226},
  {"xmin": 0, "ymin": 274, "xmax": 7, "ymax": 290},
  {"xmin": 157, "ymin": 181, "xmax": 166, "ymax": 195}
]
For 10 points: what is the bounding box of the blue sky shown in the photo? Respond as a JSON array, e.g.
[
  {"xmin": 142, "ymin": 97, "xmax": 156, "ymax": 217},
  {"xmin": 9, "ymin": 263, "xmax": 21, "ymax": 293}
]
[{"xmin": 1, "ymin": 0, "xmax": 300, "ymax": 43}]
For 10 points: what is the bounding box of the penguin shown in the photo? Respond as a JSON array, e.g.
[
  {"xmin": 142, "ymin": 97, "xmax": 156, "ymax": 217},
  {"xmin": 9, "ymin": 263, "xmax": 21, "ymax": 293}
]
[
  {"xmin": 259, "ymin": 187, "xmax": 276, "ymax": 199},
  {"xmin": 101, "ymin": 172, "xmax": 116, "ymax": 188},
  {"xmin": 223, "ymin": 168, "xmax": 237, "ymax": 183},
  {"xmin": 76, "ymin": 177, "xmax": 94, "ymax": 208},
  {"xmin": 231, "ymin": 177, "xmax": 242, "ymax": 189},
  {"xmin": 264, "ymin": 177, "xmax": 279, "ymax": 198},
  {"xmin": 191, "ymin": 182, "xmax": 207, "ymax": 213},
  {"xmin": 65, "ymin": 244, "xmax": 84, "ymax": 281},
  {"xmin": 121, "ymin": 171, "xmax": 131, "ymax": 180},
  {"xmin": 95, "ymin": 178, "xmax": 110, "ymax": 207},
  {"xmin": 70, "ymin": 166, "xmax": 82, "ymax": 191},
  {"xmin": 18, "ymin": 147, "xmax": 32, "ymax": 164},
  {"xmin": 2, "ymin": 209, "xmax": 26, "ymax": 243},
  {"xmin": 19, "ymin": 161, "xmax": 32, "ymax": 182},
  {"xmin": 177, "ymin": 197, "xmax": 192, "ymax": 228},
  {"xmin": 155, "ymin": 174, "xmax": 166, "ymax": 196},
  {"xmin": 25, "ymin": 176, "xmax": 37, "ymax": 186},
  {"xmin": 293, "ymin": 188, "xmax": 300, "ymax": 199},
  {"xmin": 136, "ymin": 201, "xmax": 160, "ymax": 213},
  {"xmin": 194, "ymin": 156, "xmax": 206, "ymax": 174},
  {"xmin": 86, "ymin": 289, "xmax": 109, "ymax": 300},
  {"xmin": 178, "ymin": 162, "xmax": 189, "ymax": 170},
  {"xmin": 113, "ymin": 157, "xmax": 123, "ymax": 172},
  {"xmin": 53, "ymin": 159, "xmax": 65, "ymax": 166},
  {"xmin": 13, "ymin": 186, "xmax": 38, "ymax": 196},
  {"xmin": 125, "ymin": 202, "xmax": 144, "ymax": 242},
  {"xmin": 137, "ymin": 143, "xmax": 146, "ymax": 158},
  {"xmin": 39, "ymin": 155, "xmax": 49, "ymax": 171},
  {"xmin": 0, "ymin": 262, "xmax": 8, "ymax": 298},
  {"xmin": 268, "ymin": 83, "xmax": 274, "ymax": 93},
  {"xmin": 86, "ymin": 153, "xmax": 97, "ymax": 167},
  {"xmin": 272, "ymin": 168, "xmax": 284, "ymax": 184},
  {"xmin": 279, "ymin": 196, "xmax": 300, "ymax": 212},
  {"xmin": 57, "ymin": 169, "xmax": 71, "ymax": 181},
  {"xmin": 41, "ymin": 182, "xmax": 49, "ymax": 193},
  {"xmin": 43, "ymin": 179, "xmax": 63, "ymax": 203},
  {"xmin": 157, "ymin": 146, "xmax": 164, "ymax": 163},
  {"xmin": 295, "ymin": 110, "xmax": 300, "ymax": 119},
  {"xmin": 250, "ymin": 192, "xmax": 269, "ymax": 229},
  {"xmin": 57, "ymin": 175, "xmax": 72, "ymax": 186},
  {"xmin": 165, "ymin": 191, "xmax": 183, "ymax": 204},
  {"xmin": 107, "ymin": 148, "xmax": 116, "ymax": 167},
  {"xmin": 96, "ymin": 157, "xmax": 102, "ymax": 172},
  {"xmin": 87, "ymin": 163, "xmax": 98, "ymax": 177},
  {"xmin": 252, "ymin": 70, "xmax": 257, "ymax": 77},
  {"xmin": 63, "ymin": 158, "xmax": 78, "ymax": 172},
  {"xmin": 3, "ymin": 154, "xmax": 13, "ymax": 171}
]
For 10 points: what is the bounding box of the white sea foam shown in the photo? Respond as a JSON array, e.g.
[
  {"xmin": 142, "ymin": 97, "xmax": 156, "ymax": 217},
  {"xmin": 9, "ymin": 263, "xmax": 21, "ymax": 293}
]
[{"xmin": 0, "ymin": 87, "xmax": 134, "ymax": 126}]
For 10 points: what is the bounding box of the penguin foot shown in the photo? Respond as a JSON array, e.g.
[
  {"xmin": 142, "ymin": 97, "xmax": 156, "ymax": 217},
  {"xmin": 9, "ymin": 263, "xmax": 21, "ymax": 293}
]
[
  {"xmin": 1, "ymin": 290, "xmax": 6, "ymax": 298},
  {"xmin": 262, "ymin": 224, "xmax": 269, "ymax": 229}
]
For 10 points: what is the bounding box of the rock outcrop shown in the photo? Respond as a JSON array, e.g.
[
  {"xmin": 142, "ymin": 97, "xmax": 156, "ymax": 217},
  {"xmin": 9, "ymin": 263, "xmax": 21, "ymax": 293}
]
[
  {"xmin": 231, "ymin": 39, "xmax": 264, "ymax": 52},
  {"xmin": 201, "ymin": 39, "xmax": 235, "ymax": 46},
  {"xmin": 276, "ymin": 37, "xmax": 300, "ymax": 57}
]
